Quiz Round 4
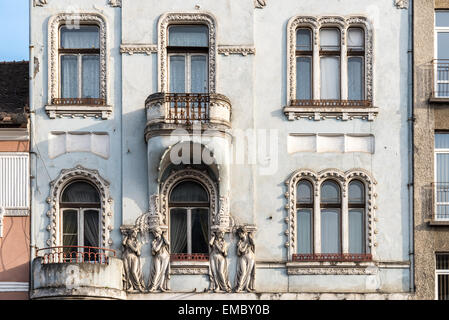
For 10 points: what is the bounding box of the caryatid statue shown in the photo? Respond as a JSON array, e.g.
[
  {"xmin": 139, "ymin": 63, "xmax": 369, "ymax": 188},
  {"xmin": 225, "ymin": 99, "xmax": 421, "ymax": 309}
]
[
  {"xmin": 148, "ymin": 227, "xmax": 171, "ymax": 292},
  {"xmin": 208, "ymin": 229, "xmax": 232, "ymax": 292},
  {"xmin": 122, "ymin": 227, "xmax": 146, "ymax": 292},
  {"xmin": 234, "ymin": 225, "xmax": 256, "ymax": 293}
]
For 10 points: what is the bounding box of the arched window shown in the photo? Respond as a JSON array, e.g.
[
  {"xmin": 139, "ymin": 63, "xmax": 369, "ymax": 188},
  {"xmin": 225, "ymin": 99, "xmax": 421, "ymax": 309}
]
[
  {"xmin": 320, "ymin": 180, "xmax": 341, "ymax": 254},
  {"xmin": 296, "ymin": 180, "xmax": 313, "ymax": 254},
  {"xmin": 348, "ymin": 180, "xmax": 366, "ymax": 253},
  {"xmin": 347, "ymin": 28, "xmax": 365, "ymax": 100},
  {"xmin": 320, "ymin": 28, "xmax": 341, "ymax": 100},
  {"xmin": 60, "ymin": 181, "xmax": 101, "ymax": 259},
  {"xmin": 169, "ymin": 180, "xmax": 209, "ymax": 257},
  {"xmin": 296, "ymin": 28, "xmax": 313, "ymax": 100}
]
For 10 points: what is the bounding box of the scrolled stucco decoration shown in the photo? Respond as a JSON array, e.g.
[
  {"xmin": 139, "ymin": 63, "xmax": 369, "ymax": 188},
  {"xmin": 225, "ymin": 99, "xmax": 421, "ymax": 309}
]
[
  {"xmin": 108, "ymin": 0, "xmax": 122, "ymax": 7},
  {"xmin": 120, "ymin": 44, "xmax": 158, "ymax": 55},
  {"xmin": 47, "ymin": 13, "xmax": 107, "ymax": 109},
  {"xmin": 158, "ymin": 12, "xmax": 217, "ymax": 93},
  {"xmin": 33, "ymin": 0, "xmax": 47, "ymax": 6},
  {"xmin": 284, "ymin": 168, "xmax": 376, "ymax": 259},
  {"xmin": 46, "ymin": 165, "xmax": 113, "ymax": 248},
  {"xmin": 286, "ymin": 15, "xmax": 374, "ymax": 103},
  {"xmin": 254, "ymin": 0, "xmax": 267, "ymax": 9},
  {"xmin": 394, "ymin": 0, "xmax": 408, "ymax": 9},
  {"xmin": 218, "ymin": 46, "xmax": 256, "ymax": 56},
  {"xmin": 287, "ymin": 267, "xmax": 377, "ymax": 275}
]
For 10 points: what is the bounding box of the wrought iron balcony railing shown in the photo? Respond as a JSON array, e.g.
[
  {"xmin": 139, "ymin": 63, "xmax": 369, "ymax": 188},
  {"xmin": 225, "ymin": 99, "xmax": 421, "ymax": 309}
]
[
  {"xmin": 36, "ymin": 245, "xmax": 116, "ymax": 265},
  {"xmin": 432, "ymin": 60, "xmax": 449, "ymax": 99},
  {"xmin": 292, "ymin": 253, "xmax": 372, "ymax": 262}
]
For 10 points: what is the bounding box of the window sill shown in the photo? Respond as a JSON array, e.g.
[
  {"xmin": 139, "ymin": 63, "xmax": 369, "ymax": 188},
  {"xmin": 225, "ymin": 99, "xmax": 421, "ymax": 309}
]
[
  {"xmin": 170, "ymin": 260, "xmax": 209, "ymax": 275},
  {"xmin": 283, "ymin": 100, "xmax": 378, "ymax": 121},
  {"xmin": 45, "ymin": 105, "xmax": 112, "ymax": 119},
  {"xmin": 427, "ymin": 219, "xmax": 449, "ymax": 226},
  {"xmin": 429, "ymin": 96, "xmax": 449, "ymax": 104},
  {"xmin": 286, "ymin": 261, "xmax": 378, "ymax": 275}
]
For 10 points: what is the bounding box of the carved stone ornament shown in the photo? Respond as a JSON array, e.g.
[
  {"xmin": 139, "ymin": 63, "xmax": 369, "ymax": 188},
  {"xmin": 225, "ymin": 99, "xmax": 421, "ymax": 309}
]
[
  {"xmin": 254, "ymin": 0, "xmax": 267, "ymax": 9},
  {"xmin": 33, "ymin": 0, "xmax": 47, "ymax": 6},
  {"xmin": 46, "ymin": 165, "xmax": 113, "ymax": 247},
  {"xmin": 46, "ymin": 13, "xmax": 111, "ymax": 119},
  {"xmin": 120, "ymin": 44, "xmax": 158, "ymax": 55},
  {"xmin": 34, "ymin": 0, "xmax": 121, "ymax": 7},
  {"xmin": 234, "ymin": 225, "xmax": 256, "ymax": 293},
  {"xmin": 135, "ymin": 194, "xmax": 162, "ymax": 235},
  {"xmin": 148, "ymin": 227, "xmax": 171, "ymax": 292},
  {"xmin": 109, "ymin": 0, "xmax": 122, "ymax": 7},
  {"xmin": 284, "ymin": 168, "xmax": 377, "ymax": 259},
  {"xmin": 158, "ymin": 12, "xmax": 217, "ymax": 93},
  {"xmin": 287, "ymin": 266, "xmax": 377, "ymax": 275},
  {"xmin": 121, "ymin": 226, "xmax": 146, "ymax": 292},
  {"xmin": 209, "ymin": 230, "xmax": 232, "ymax": 292},
  {"xmin": 218, "ymin": 46, "xmax": 256, "ymax": 56},
  {"xmin": 394, "ymin": 0, "xmax": 409, "ymax": 9}
]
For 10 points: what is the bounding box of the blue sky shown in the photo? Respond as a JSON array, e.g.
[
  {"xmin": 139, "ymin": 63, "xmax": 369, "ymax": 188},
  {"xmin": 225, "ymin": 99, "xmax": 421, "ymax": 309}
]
[{"xmin": 0, "ymin": 0, "xmax": 29, "ymax": 61}]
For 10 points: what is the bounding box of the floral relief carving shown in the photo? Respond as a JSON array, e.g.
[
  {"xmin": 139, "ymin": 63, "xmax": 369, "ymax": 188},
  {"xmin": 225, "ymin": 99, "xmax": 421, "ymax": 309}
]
[
  {"xmin": 157, "ymin": 12, "xmax": 217, "ymax": 93},
  {"xmin": 218, "ymin": 46, "xmax": 256, "ymax": 56},
  {"xmin": 394, "ymin": 0, "xmax": 409, "ymax": 9},
  {"xmin": 120, "ymin": 44, "xmax": 158, "ymax": 55},
  {"xmin": 33, "ymin": 0, "xmax": 47, "ymax": 6},
  {"xmin": 46, "ymin": 165, "xmax": 113, "ymax": 248},
  {"xmin": 254, "ymin": 0, "xmax": 267, "ymax": 9},
  {"xmin": 287, "ymin": 267, "xmax": 377, "ymax": 275}
]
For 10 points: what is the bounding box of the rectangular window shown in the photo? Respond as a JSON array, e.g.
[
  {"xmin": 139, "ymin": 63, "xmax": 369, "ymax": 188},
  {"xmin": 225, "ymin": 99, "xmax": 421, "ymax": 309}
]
[
  {"xmin": 320, "ymin": 28, "xmax": 341, "ymax": 100},
  {"xmin": 435, "ymin": 133, "xmax": 449, "ymax": 220},
  {"xmin": 321, "ymin": 209, "xmax": 340, "ymax": 254},
  {"xmin": 435, "ymin": 11, "xmax": 449, "ymax": 97},
  {"xmin": 296, "ymin": 29, "xmax": 312, "ymax": 100},
  {"xmin": 436, "ymin": 253, "xmax": 449, "ymax": 300},
  {"xmin": 297, "ymin": 209, "xmax": 312, "ymax": 254}
]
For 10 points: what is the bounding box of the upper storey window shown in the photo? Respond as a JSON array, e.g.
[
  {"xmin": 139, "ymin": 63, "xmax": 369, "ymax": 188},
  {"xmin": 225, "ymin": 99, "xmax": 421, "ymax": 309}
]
[
  {"xmin": 347, "ymin": 28, "xmax": 365, "ymax": 100},
  {"xmin": 168, "ymin": 25, "xmax": 209, "ymax": 93},
  {"xmin": 296, "ymin": 29, "xmax": 313, "ymax": 100},
  {"xmin": 434, "ymin": 11, "xmax": 449, "ymax": 98},
  {"xmin": 59, "ymin": 26, "xmax": 100, "ymax": 100},
  {"xmin": 320, "ymin": 28, "xmax": 341, "ymax": 100}
]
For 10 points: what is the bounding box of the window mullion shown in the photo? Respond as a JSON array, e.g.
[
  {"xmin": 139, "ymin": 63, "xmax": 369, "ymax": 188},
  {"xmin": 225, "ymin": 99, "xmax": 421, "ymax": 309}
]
[
  {"xmin": 342, "ymin": 187, "xmax": 349, "ymax": 254},
  {"xmin": 79, "ymin": 208, "xmax": 84, "ymax": 248},
  {"xmin": 313, "ymin": 36, "xmax": 320, "ymax": 100},
  {"xmin": 187, "ymin": 208, "xmax": 192, "ymax": 254},
  {"xmin": 186, "ymin": 53, "xmax": 191, "ymax": 93},
  {"xmin": 78, "ymin": 54, "xmax": 83, "ymax": 99},
  {"xmin": 314, "ymin": 187, "xmax": 321, "ymax": 254},
  {"xmin": 341, "ymin": 28, "xmax": 348, "ymax": 100}
]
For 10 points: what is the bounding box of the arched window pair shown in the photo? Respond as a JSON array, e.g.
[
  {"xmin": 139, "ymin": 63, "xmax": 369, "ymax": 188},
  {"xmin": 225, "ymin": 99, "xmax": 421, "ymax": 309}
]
[{"xmin": 296, "ymin": 179, "xmax": 367, "ymax": 256}]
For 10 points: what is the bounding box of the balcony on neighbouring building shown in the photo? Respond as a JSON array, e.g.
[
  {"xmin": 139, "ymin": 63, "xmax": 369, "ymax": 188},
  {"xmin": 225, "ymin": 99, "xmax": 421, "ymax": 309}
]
[
  {"xmin": 145, "ymin": 93, "xmax": 231, "ymax": 140},
  {"xmin": 429, "ymin": 182, "xmax": 449, "ymax": 225},
  {"xmin": 31, "ymin": 246, "xmax": 125, "ymax": 300},
  {"xmin": 431, "ymin": 60, "xmax": 449, "ymax": 102}
]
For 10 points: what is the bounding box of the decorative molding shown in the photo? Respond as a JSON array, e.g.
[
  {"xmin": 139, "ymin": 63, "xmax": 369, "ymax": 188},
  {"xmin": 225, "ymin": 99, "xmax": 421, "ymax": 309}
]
[
  {"xmin": 47, "ymin": 13, "xmax": 109, "ymax": 119},
  {"xmin": 394, "ymin": 0, "xmax": 409, "ymax": 9},
  {"xmin": 0, "ymin": 282, "xmax": 29, "ymax": 292},
  {"xmin": 287, "ymin": 267, "xmax": 377, "ymax": 275},
  {"xmin": 284, "ymin": 168, "xmax": 377, "ymax": 260},
  {"xmin": 108, "ymin": 0, "xmax": 122, "ymax": 7},
  {"xmin": 254, "ymin": 0, "xmax": 267, "ymax": 9},
  {"xmin": 218, "ymin": 46, "xmax": 256, "ymax": 56},
  {"xmin": 120, "ymin": 44, "xmax": 158, "ymax": 55},
  {"xmin": 33, "ymin": 0, "xmax": 47, "ymax": 7},
  {"xmin": 158, "ymin": 12, "xmax": 217, "ymax": 93},
  {"xmin": 3, "ymin": 209, "xmax": 30, "ymax": 216},
  {"xmin": 170, "ymin": 265, "xmax": 209, "ymax": 275},
  {"xmin": 46, "ymin": 165, "xmax": 113, "ymax": 248}
]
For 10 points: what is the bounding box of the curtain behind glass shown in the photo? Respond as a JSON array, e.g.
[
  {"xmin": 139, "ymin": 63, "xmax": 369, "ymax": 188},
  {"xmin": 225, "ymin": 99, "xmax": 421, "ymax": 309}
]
[
  {"xmin": 170, "ymin": 181, "xmax": 208, "ymax": 202},
  {"xmin": 169, "ymin": 25, "xmax": 208, "ymax": 47},
  {"xmin": 63, "ymin": 210, "xmax": 78, "ymax": 246},
  {"xmin": 191, "ymin": 55, "xmax": 208, "ymax": 93},
  {"xmin": 349, "ymin": 209, "xmax": 364, "ymax": 253},
  {"xmin": 296, "ymin": 57, "xmax": 312, "ymax": 99},
  {"xmin": 320, "ymin": 57, "xmax": 340, "ymax": 99},
  {"xmin": 61, "ymin": 182, "xmax": 100, "ymax": 203},
  {"xmin": 61, "ymin": 55, "xmax": 78, "ymax": 98},
  {"xmin": 83, "ymin": 209, "xmax": 99, "ymax": 248},
  {"xmin": 348, "ymin": 57, "xmax": 363, "ymax": 100},
  {"xmin": 191, "ymin": 208, "xmax": 209, "ymax": 253},
  {"xmin": 437, "ymin": 153, "xmax": 449, "ymax": 218},
  {"xmin": 297, "ymin": 29, "xmax": 312, "ymax": 51},
  {"xmin": 321, "ymin": 209, "xmax": 340, "ymax": 253},
  {"xmin": 60, "ymin": 26, "xmax": 99, "ymax": 49},
  {"xmin": 297, "ymin": 209, "xmax": 312, "ymax": 254},
  {"xmin": 82, "ymin": 55, "xmax": 100, "ymax": 98},
  {"xmin": 170, "ymin": 209, "xmax": 187, "ymax": 253},
  {"xmin": 170, "ymin": 55, "xmax": 186, "ymax": 93}
]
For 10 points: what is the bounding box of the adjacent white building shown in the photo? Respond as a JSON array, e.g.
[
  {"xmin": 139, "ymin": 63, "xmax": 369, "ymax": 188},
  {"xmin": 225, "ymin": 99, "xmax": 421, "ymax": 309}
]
[{"xmin": 29, "ymin": 0, "xmax": 413, "ymax": 299}]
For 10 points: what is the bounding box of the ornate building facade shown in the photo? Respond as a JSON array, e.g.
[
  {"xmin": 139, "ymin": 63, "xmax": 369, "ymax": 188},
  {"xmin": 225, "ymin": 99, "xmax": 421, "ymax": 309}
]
[{"xmin": 29, "ymin": 0, "xmax": 413, "ymax": 299}]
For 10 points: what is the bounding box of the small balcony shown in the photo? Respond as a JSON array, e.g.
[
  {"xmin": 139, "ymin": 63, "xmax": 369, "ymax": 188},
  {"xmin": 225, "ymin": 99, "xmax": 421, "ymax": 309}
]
[
  {"xmin": 429, "ymin": 183, "xmax": 449, "ymax": 225},
  {"xmin": 31, "ymin": 246, "xmax": 125, "ymax": 300},
  {"xmin": 430, "ymin": 60, "xmax": 449, "ymax": 103},
  {"xmin": 145, "ymin": 93, "xmax": 231, "ymax": 140}
]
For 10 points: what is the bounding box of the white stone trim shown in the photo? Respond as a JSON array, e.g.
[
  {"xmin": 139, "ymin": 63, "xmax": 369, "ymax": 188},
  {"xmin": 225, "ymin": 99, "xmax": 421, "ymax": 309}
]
[
  {"xmin": 218, "ymin": 46, "xmax": 256, "ymax": 56},
  {"xmin": 46, "ymin": 165, "xmax": 113, "ymax": 247},
  {"xmin": 0, "ymin": 282, "xmax": 29, "ymax": 292},
  {"xmin": 120, "ymin": 44, "xmax": 158, "ymax": 55},
  {"xmin": 46, "ymin": 12, "xmax": 110, "ymax": 119},
  {"xmin": 0, "ymin": 128, "xmax": 29, "ymax": 141},
  {"xmin": 284, "ymin": 168, "xmax": 377, "ymax": 260},
  {"xmin": 157, "ymin": 12, "xmax": 218, "ymax": 93},
  {"xmin": 394, "ymin": 0, "xmax": 409, "ymax": 9}
]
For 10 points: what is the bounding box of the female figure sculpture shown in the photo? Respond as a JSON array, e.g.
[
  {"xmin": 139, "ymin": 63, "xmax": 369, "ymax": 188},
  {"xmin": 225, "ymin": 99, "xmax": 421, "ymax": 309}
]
[
  {"xmin": 122, "ymin": 228, "xmax": 146, "ymax": 292},
  {"xmin": 234, "ymin": 226, "xmax": 256, "ymax": 292},
  {"xmin": 209, "ymin": 230, "xmax": 232, "ymax": 292},
  {"xmin": 148, "ymin": 227, "xmax": 171, "ymax": 292}
]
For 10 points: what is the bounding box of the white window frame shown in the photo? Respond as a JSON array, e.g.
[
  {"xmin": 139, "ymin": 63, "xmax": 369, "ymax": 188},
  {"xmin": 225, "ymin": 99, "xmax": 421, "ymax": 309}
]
[
  {"xmin": 167, "ymin": 52, "xmax": 209, "ymax": 93},
  {"xmin": 434, "ymin": 134, "xmax": 449, "ymax": 221},
  {"xmin": 435, "ymin": 253, "xmax": 449, "ymax": 300},
  {"xmin": 61, "ymin": 207, "xmax": 101, "ymax": 249},
  {"xmin": 434, "ymin": 11, "xmax": 449, "ymax": 98}
]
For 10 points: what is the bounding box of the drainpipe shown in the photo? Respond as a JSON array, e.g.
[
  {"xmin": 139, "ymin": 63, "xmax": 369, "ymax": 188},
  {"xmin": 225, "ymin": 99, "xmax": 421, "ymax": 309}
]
[{"xmin": 407, "ymin": 0, "xmax": 415, "ymax": 294}]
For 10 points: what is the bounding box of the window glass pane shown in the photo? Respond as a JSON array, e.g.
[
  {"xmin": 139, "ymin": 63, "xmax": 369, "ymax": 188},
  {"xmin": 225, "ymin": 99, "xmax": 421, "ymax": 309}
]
[
  {"xmin": 61, "ymin": 181, "xmax": 100, "ymax": 203},
  {"xmin": 320, "ymin": 28, "xmax": 340, "ymax": 51},
  {"xmin": 63, "ymin": 210, "xmax": 78, "ymax": 246},
  {"xmin": 349, "ymin": 180, "xmax": 365, "ymax": 204},
  {"xmin": 169, "ymin": 25, "xmax": 208, "ymax": 47},
  {"xmin": 436, "ymin": 133, "xmax": 449, "ymax": 149},
  {"xmin": 348, "ymin": 57, "xmax": 364, "ymax": 100},
  {"xmin": 296, "ymin": 29, "xmax": 312, "ymax": 51},
  {"xmin": 321, "ymin": 180, "xmax": 341, "ymax": 203},
  {"xmin": 191, "ymin": 55, "xmax": 208, "ymax": 93},
  {"xmin": 191, "ymin": 208, "xmax": 209, "ymax": 254},
  {"xmin": 438, "ymin": 33, "xmax": 449, "ymax": 60},
  {"xmin": 437, "ymin": 254, "xmax": 449, "ymax": 270},
  {"xmin": 170, "ymin": 55, "xmax": 186, "ymax": 93},
  {"xmin": 170, "ymin": 209, "xmax": 188, "ymax": 253},
  {"xmin": 349, "ymin": 209, "xmax": 364, "ymax": 254},
  {"xmin": 437, "ymin": 153, "xmax": 449, "ymax": 183},
  {"xmin": 61, "ymin": 55, "xmax": 78, "ymax": 98},
  {"xmin": 297, "ymin": 209, "xmax": 312, "ymax": 254},
  {"xmin": 436, "ymin": 11, "xmax": 449, "ymax": 27},
  {"xmin": 170, "ymin": 181, "xmax": 208, "ymax": 203},
  {"xmin": 297, "ymin": 180, "xmax": 313, "ymax": 203},
  {"xmin": 347, "ymin": 28, "xmax": 364, "ymax": 50},
  {"xmin": 60, "ymin": 26, "xmax": 99, "ymax": 49},
  {"xmin": 83, "ymin": 210, "xmax": 99, "ymax": 248},
  {"xmin": 321, "ymin": 209, "xmax": 340, "ymax": 253},
  {"xmin": 296, "ymin": 57, "xmax": 312, "ymax": 99},
  {"xmin": 320, "ymin": 56, "xmax": 340, "ymax": 99},
  {"xmin": 82, "ymin": 55, "xmax": 100, "ymax": 98},
  {"xmin": 437, "ymin": 274, "xmax": 449, "ymax": 300}
]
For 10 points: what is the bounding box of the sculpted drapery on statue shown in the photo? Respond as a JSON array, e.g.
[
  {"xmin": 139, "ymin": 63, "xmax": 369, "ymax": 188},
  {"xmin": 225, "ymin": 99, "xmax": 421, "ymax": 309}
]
[
  {"xmin": 234, "ymin": 226, "xmax": 256, "ymax": 293},
  {"xmin": 148, "ymin": 227, "xmax": 171, "ymax": 292},
  {"xmin": 121, "ymin": 227, "xmax": 146, "ymax": 292},
  {"xmin": 208, "ymin": 229, "xmax": 232, "ymax": 292}
]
